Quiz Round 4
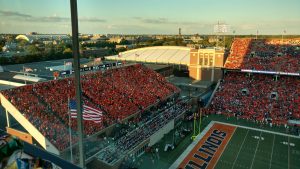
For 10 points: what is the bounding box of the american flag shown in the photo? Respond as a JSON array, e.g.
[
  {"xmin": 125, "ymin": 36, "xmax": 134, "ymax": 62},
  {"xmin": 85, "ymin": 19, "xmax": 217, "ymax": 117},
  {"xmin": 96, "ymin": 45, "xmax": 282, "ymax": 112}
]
[{"xmin": 69, "ymin": 100, "xmax": 102, "ymax": 123}]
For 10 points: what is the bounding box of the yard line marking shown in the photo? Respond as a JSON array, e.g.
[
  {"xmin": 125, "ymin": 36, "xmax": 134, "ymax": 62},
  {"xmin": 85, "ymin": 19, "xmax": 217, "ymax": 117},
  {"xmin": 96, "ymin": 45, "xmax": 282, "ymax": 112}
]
[
  {"xmin": 269, "ymin": 134, "xmax": 275, "ymax": 169},
  {"xmin": 215, "ymin": 121, "xmax": 300, "ymax": 139},
  {"xmin": 231, "ymin": 130, "xmax": 249, "ymax": 169},
  {"xmin": 288, "ymin": 136, "xmax": 290, "ymax": 169},
  {"xmin": 250, "ymin": 131, "xmax": 262, "ymax": 169}
]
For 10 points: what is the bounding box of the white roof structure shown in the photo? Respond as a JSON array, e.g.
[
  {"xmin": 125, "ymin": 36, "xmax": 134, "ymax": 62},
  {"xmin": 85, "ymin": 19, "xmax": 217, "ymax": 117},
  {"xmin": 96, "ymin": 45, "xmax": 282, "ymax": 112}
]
[
  {"xmin": 45, "ymin": 64, "xmax": 72, "ymax": 71},
  {"xmin": 13, "ymin": 75, "xmax": 46, "ymax": 82},
  {"xmin": 106, "ymin": 46, "xmax": 190, "ymax": 65}
]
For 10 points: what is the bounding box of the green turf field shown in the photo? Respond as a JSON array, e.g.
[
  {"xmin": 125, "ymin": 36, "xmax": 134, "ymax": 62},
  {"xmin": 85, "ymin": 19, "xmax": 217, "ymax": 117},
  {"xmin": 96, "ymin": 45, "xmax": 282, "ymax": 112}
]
[
  {"xmin": 131, "ymin": 118, "xmax": 300, "ymax": 169},
  {"xmin": 215, "ymin": 126, "xmax": 300, "ymax": 169}
]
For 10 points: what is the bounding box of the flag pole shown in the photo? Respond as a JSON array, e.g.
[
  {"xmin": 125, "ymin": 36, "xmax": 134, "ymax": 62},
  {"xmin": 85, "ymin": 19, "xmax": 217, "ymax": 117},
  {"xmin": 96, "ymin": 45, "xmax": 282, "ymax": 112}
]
[
  {"xmin": 23, "ymin": 65, "xmax": 27, "ymax": 84},
  {"xmin": 70, "ymin": 0, "xmax": 85, "ymax": 167},
  {"xmin": 198, "ymin": 107, "xmax": 202, "ymax": 135},
  {"xmin": 191, "ymin": 112, "xmax": 197, "ymax": 140},
  {"xmin": 68, "ymin": 98, "xmax": 73, "ymax": 163}
]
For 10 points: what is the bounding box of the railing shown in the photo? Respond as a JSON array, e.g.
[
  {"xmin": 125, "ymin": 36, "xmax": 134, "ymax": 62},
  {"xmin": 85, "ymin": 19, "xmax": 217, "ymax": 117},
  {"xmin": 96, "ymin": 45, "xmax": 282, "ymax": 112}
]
[{"xmin": 205, "ymin": 79, "xmax": 221, "ymax": 108}]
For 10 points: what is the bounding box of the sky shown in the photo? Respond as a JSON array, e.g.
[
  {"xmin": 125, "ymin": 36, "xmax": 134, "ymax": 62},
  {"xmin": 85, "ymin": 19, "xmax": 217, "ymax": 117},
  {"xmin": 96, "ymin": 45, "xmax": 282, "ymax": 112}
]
[{"xmin": 0, "ymin": 0, "xmax": 300, "ymax": 34}]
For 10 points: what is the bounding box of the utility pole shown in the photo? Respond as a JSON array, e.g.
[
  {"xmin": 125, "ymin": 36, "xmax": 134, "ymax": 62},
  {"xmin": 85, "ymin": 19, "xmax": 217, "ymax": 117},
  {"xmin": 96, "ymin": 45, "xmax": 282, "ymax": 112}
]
[{"xmin": 70, "ymin": 0, "xmax": 85, "ymax": 168}]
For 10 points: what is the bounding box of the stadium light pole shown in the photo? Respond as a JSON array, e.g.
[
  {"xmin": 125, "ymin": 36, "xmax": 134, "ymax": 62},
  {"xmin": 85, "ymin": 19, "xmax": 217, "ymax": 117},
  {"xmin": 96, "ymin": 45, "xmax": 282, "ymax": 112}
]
[{"xmin": 70, "ymin": 0, "xmax": 85, "ymax": 168}]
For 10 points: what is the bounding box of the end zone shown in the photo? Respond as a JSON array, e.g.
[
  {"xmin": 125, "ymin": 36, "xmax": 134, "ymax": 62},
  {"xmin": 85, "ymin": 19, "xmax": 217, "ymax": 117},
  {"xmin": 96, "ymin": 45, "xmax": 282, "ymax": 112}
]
[{"xmin": 170, "ymin": 121, "xmax": 236, "ymax": 169}]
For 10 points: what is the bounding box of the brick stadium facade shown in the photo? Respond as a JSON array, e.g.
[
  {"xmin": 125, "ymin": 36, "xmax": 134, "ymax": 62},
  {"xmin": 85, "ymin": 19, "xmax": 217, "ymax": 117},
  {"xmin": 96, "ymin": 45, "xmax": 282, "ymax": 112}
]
[{"xmin": 189, "ymin": 48, "xmax": 225, "ymax": 81}]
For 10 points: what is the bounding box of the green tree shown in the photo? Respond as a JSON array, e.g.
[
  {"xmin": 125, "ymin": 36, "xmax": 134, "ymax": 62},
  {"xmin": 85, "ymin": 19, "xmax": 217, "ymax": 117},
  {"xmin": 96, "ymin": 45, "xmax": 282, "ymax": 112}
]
[
  {"xmin": 27, "ymin": 45, "xmax": 39, "ymax": 55},
  {"xmin": 63, "ymin": 48, "xmax": 72, "ymax": 54},
  {"xmin": 19, "ymin": 39, "xmax": 28, "ymax": 46},
  {"xmin": 116, "ymin": 47, "xmax": 127, "ymax": 53},
  {"xmin": 0, "ymin": 56, "xmax": 10, "ymax": 65},
  {"xmin": 119, "ymin": 39, "xmax": 130, "ymax": 45},
  {"xmin": 63, "ymin": 48, "xmax": 73, "ymax": 58}
]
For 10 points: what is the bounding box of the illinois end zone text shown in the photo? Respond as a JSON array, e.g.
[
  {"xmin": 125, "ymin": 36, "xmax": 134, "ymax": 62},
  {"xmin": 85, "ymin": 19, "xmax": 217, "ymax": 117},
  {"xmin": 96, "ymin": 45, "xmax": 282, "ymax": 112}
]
[{"xmin": 178, "ymin": 123, "xmax": 236, "ymax": 169}]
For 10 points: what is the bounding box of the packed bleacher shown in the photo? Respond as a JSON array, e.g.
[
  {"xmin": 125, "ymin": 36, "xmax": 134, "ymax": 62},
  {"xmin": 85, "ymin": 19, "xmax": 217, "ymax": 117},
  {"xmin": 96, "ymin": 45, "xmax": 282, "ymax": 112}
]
[
  {"xmin": 0, "ymin": 64, "xmax": 180, "ymax": 151},
  {"xmin": 205, "ymin": 72, "xmax": 300, "ymax": 125},
  {"xmin": 225, "ymin": 38, "xmax": 300, "ymax": 73}
]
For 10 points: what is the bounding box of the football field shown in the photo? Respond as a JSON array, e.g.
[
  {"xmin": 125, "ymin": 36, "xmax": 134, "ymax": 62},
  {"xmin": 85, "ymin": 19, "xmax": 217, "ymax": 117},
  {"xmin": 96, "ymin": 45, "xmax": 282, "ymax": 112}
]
[
  {"xmin": 215, "ymin": 124, "xmax": 300, "ymax": 169},
  {"xmin": 171, "ymin": 121, "xmax": 300, "ymax": 169}
]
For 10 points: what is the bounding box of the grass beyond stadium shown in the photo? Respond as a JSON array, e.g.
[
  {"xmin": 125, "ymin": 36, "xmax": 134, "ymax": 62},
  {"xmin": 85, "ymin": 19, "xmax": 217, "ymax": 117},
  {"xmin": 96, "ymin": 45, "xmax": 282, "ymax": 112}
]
[{"xmin": 171, "ymin": 121, "xmax": 300, "ymax": 169}]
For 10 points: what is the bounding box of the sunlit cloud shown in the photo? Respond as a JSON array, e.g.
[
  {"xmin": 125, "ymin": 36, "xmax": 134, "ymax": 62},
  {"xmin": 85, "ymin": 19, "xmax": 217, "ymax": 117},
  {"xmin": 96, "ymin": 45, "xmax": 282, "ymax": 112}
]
[{"xmin": 0, "ymin": 10, "xmax": 106, "ymax": 23}]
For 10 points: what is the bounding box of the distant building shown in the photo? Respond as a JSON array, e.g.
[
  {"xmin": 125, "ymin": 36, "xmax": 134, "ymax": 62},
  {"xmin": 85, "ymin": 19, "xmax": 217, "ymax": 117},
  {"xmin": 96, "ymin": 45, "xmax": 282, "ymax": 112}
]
[
  {"xmin": 179, "ymin": 28, "xmax": 182, "ymax": 37},
  {"xmin": 81, "ymin": 34, "xmax": 109, "ymax": 45},
  {"xmin": 2, "ymin": 42, "xmax": 17, "ymax": 52},
  {"xmin": 108, "ymin": 36, "xmax": 124, "ymax": 43},
  {"xmin": 81, "ymin": 47, "xmax": 110, "ymax": 57},
  {"xmin": 183, "ymin": 34, "xmax": 203, "ymax": 43},
  {"xmin": 15, "ymin": 34, "xmax": 71, "ymax": 44},
  {"xmin": 190, "ymin": 34, "xmax": 203, "ymax": 43},
  {"xmin": 91, "ymin": 34, "xmax": 108, "ymax": 41},
  {"xmin": 124, "ymin": 36, "xmax": 137, "ymax": 44},
  {"xmin": 186, "ymin": 44, "xmax": 201, "ymax": 49},
  {"xmin": 115, "ymin": 44, "xmax": 135, "ymax": 49},
  {"xmin": 28, "ymin": 32, "xmax": 38, "ymax": 35},
  {"xmin": 137, "ymin": 36, "xmax": 152, "ymax": 42},
  {"xmin": 0, "ymin": 51, "xmax": 28, "ymax": 58},
  {"xmin": 208, "ymin": 36, "xmax": 222, "ymax": 43},
  {"xmin": 79, "ymin": 34, "xmax": 93, "ymax": 39},
  {"xmin": 154, "ymin": 35, "xmax": 166, "ymax": 40}
]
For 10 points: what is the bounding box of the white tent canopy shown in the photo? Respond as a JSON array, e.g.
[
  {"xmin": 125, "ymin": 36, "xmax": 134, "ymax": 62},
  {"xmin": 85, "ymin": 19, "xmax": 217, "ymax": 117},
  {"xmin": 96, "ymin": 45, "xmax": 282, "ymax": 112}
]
[{"xmin": 106, "ymin": 46, "xmax": 190, "ymax": 65}]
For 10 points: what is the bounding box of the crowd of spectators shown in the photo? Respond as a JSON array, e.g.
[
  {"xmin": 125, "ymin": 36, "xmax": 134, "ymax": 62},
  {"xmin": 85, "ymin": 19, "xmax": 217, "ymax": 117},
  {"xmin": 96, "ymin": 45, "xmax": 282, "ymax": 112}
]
[
  {"xmin": 1, "ymin": 85, "xmax": 78, "ymax": 151},
  {"xmin": 205, "ymin": 72, "xmax": 300, "ymax": 125},
  {"xmin": 97, "ymin": 99, "xmax": 189, "ymax": 164},
  {"xmin": 225, "ymin": 38, "xmax": 300, "ymax": 72},
  {"xmin": 1, "ymin": 64, "xmax": 180, "ymax": 151}
]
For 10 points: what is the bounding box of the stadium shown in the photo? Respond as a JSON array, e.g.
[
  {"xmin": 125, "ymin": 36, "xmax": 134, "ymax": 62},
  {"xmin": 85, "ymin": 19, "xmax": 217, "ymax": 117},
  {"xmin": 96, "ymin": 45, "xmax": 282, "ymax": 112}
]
[{"xmin": 1, "ymin": 37, "xmax": 300, "ymax": 169}]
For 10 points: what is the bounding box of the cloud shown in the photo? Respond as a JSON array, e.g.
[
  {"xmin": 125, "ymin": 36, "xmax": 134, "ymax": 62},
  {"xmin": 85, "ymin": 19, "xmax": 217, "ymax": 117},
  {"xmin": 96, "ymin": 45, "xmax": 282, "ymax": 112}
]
[
  {"xmin": 37, "ymin": 16, "xmax": 69, "ymax": 22},
  {"xmin": 133, "ymin": 17, "xmax": 174, "ymax": 24},
  {"xmin": 132, "ymin": 17, "xmax": 200, "ymax": 26},
  {"xmin": 0, "ymin": 10, "xmax": 32, "ymax": 18},
  {"xmin": 0, "ymin": 10, "xmax": 105, "ymax": 23},
  {"xmin": 79, "ymin": 17, "xmax": 106, "ymax": 22},
  {"xmin": 142, "ymin": 18, "xmax": 169, "ymax": 24}
]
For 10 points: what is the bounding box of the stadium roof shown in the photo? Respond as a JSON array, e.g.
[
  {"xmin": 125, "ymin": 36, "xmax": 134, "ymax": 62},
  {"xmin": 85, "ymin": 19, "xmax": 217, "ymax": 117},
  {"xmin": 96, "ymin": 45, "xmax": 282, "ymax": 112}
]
[{"xmin": 106, "ymin": 46, "xmax": 190, "ymax": 65}]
